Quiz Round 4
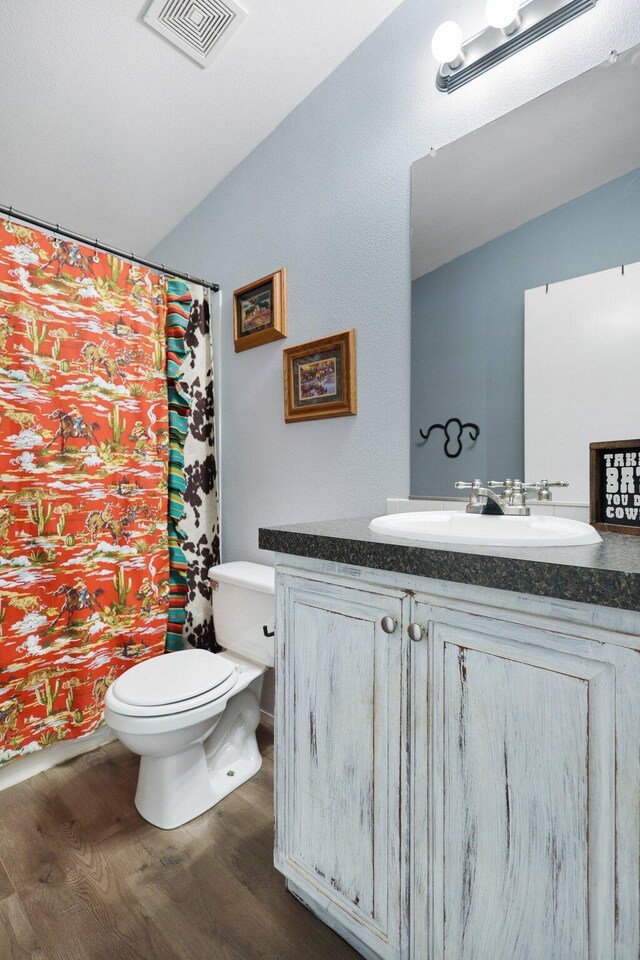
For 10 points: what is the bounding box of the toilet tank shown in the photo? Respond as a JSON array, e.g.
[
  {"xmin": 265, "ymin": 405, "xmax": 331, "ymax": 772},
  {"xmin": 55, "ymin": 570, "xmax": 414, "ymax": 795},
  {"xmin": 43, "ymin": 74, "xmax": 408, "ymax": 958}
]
[{"xmin": 209, "ymin": 562, "xmax": 275, "ymax": 668}]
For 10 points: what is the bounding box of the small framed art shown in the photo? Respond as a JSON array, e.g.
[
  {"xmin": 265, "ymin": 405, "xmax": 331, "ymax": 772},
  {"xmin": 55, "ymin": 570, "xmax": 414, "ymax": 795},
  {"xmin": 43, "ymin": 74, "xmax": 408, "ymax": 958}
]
[
  {"xmin": 233, "ymin": 268, "xmax": 287, "ymax": 352},
  {"xmin": 283, "ymin": 329, "xmax": 357, "ymax": 423},
  {"xmin": 590, "ymin": 438, "xmax": 640, "ymax": 535}
]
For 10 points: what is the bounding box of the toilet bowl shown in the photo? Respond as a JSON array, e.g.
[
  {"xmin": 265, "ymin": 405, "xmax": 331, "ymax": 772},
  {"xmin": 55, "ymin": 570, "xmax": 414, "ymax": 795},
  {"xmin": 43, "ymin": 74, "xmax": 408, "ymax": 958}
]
[{"xmin": 104, "ymin": 561, "xmax": 275, "ymax": 830}]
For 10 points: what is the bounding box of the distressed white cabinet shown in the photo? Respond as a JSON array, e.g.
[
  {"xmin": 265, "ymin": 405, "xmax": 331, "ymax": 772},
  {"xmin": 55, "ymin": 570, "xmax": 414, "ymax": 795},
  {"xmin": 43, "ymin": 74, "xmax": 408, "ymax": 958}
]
[
  {"xmin": 274, "ymin": 562, "xmax": 640, "ymax": 960},
  {"xmin": 411, "ymin": 601, "xmax": 620, "ymax": 960},
  {"xmin": 275, "ymin": 572, "xmax": 411, "ymax": 960}
]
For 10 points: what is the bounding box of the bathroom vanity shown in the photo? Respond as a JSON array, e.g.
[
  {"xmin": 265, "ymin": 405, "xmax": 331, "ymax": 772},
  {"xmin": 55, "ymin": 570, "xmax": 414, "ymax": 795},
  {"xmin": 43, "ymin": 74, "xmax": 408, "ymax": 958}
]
[{"xmin": 260, "ymin": 518, "xmax": 640, "ymax": 960}]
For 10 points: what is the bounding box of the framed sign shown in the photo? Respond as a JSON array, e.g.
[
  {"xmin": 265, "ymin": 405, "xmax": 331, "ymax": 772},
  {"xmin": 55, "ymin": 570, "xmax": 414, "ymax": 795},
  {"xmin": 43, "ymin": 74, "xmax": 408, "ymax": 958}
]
[
  {"xmin": 283, "ymin": 329, "xmax": 357, "ymax": 423},
  {"xmin": 233, "ymin": 268, "xmax": 287, "ymax": 352},
  {"xmin": 590, "ymin": 438, "xmax": 640, "ymax": 535}
]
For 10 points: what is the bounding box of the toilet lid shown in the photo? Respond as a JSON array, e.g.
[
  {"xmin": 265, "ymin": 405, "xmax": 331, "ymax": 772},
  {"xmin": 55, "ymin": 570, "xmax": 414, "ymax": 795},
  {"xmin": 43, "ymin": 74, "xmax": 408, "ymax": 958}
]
[{"xmin": 112, "ymin": 649, "xmax": 235, "ymax": 707}]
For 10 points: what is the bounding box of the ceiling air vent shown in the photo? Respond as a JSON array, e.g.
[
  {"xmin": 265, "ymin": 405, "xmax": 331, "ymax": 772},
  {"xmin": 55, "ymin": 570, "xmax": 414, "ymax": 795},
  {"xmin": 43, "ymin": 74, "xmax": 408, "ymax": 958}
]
[{"xmin": 144, "ymin": 0, "xmax": 247, "ymax": 68}]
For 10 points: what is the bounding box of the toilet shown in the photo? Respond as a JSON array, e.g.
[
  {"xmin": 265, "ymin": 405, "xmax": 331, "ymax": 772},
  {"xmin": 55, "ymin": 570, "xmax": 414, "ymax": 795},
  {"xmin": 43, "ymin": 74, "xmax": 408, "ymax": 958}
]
[{"xmin": 104, "ymin": 561, "xmax": 275, "ymax": 830}]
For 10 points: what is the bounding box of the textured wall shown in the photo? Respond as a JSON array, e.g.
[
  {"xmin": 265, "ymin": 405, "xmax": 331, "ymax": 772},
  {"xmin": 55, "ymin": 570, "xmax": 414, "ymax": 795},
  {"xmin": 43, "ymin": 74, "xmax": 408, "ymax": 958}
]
[
  {"xmin": 150, "ymin": 0, "xmax": 640, "ymax": 563},
  {"xmin": 411, "ymin": 167, "xmax": 640, "ymax": 497}
]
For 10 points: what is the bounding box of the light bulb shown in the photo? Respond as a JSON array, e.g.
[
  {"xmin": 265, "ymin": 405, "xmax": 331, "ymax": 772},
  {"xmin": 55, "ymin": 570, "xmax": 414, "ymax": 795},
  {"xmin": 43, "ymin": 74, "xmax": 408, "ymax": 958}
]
[
  {"xmin": 431, "ymin": 21, "xmax": 463, "ymax": 65},
  {"xmin": 485, "ymin": 0, "xmax": 521, "ymax": 31}
]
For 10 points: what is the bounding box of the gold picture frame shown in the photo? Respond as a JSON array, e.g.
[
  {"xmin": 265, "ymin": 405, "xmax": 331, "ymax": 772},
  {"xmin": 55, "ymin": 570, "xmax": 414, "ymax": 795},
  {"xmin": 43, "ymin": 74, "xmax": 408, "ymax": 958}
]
[
  {"xmin": 283, "ymin": 329, "xmax": 357, "ymax": 423},
  {"xmin": 233, "ymin": 268, "xmax": 287, "ymax": 352}
]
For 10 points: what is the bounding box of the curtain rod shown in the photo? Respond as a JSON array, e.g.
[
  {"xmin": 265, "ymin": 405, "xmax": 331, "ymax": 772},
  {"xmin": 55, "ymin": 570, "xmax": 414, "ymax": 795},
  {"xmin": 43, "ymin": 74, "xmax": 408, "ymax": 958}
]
[{"xmin": 0, "ymin": 203, "xmax": 220, "ymax": 293}]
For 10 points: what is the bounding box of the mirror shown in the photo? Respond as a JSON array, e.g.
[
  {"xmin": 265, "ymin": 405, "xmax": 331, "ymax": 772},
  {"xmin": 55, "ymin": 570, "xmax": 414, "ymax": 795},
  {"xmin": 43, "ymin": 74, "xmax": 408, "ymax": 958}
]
[{"xmin": 410, "ymin": 45, "xmax": 640, "ymax": 503}]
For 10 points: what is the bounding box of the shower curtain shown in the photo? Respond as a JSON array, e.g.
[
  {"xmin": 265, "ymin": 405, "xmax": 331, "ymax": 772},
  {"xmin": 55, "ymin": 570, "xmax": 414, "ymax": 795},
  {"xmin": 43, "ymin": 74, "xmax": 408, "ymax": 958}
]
[
  {"xmin": 183, "ymin": 283, "xmax": 220, "ymax": 650},
  {"xmin": 166, "ymin": 279, "xmax": 220, "ymax": 652},
  {"xmin": 0, "ymin": 217, "xmax": 169, "ymax": 764}
]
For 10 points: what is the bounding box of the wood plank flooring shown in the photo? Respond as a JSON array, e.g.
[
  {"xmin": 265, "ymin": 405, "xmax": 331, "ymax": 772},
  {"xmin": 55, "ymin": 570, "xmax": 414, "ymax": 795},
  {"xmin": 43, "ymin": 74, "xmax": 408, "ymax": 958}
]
[{"xmin": 0, "ymin": 727, "xmax": 359, "ymax": 960}]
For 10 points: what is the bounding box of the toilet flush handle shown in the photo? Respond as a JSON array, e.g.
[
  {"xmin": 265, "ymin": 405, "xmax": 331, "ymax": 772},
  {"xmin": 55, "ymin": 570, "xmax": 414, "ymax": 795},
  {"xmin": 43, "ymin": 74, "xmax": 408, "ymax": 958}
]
[{"xmin": 263, "ymin": 624, "xmax": 275, "ymax": 638}]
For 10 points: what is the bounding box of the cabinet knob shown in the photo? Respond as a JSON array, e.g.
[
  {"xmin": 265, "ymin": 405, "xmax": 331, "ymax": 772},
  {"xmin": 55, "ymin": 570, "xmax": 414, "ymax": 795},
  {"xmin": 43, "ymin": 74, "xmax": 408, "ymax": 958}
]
[
  {"xmin": 407, "ymin": 622, "xmax": 425, "ymax": 643},
  {"xmin": 380, "ymin": 616, "xmax": 398, "ymax": 634}
]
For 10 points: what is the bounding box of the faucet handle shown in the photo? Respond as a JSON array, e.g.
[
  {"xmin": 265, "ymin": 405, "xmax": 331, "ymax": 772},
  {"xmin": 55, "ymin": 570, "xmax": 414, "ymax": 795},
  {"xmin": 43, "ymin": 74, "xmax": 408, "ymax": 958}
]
[
  {"xmin": 488, "ymin": 479, "xmax": 514, "ymax": 502},
  {"xmin": 454, "ymin": 479, "xmax": 486, "ymax": 513},
  {"xmin": 522, "ymin": 479, "xmax": 568, "ymax": 486},
  {"xmin": 522, "ymin": 480, "xmax": 569, "ymax": 501}
]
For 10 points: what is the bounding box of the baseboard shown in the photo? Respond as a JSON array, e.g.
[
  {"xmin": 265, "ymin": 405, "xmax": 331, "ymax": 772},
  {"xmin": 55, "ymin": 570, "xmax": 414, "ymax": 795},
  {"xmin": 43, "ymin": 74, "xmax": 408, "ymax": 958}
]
[
  {"xmin": 260, "ymin": 709, "xmax": 274, "ymax": 731},
  {"xmin": 0, "ymin": 725, "xmax": 115, "ymax": 793}
]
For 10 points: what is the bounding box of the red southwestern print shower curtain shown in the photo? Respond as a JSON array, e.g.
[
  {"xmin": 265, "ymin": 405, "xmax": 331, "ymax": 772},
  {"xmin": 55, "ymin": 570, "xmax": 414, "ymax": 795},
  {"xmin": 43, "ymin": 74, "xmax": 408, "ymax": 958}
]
[{"xmin": 0, "ymin": 217, "xmax": 169, "ymax": 764}]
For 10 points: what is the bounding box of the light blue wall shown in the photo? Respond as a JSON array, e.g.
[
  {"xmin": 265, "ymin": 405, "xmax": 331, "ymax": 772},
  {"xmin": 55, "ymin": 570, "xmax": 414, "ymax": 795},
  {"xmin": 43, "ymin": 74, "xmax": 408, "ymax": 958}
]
[
  {"xmin": 411, "ymin": 167, "xmax": 640, "ymax": 497},
  {"xmin": 150, "ymin": 0, "xmax": 640, "ymax": 561}
]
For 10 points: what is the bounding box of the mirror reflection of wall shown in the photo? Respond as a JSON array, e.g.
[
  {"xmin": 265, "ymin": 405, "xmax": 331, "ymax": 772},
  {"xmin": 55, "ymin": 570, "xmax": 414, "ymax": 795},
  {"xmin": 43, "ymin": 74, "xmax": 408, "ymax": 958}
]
[
  {"xmin": 410, "ymin": 46, "xmax": 640, "ymax": 502},
  {"xmin": 525, "ymin": 261, "xmax": 640, "ymax": 503}
]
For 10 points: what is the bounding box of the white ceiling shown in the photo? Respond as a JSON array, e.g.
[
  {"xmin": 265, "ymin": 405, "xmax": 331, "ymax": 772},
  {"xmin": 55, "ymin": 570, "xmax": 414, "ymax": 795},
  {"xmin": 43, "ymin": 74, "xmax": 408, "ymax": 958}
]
[
  {"xmin": 0, "ymin": 0, "xmax": 404, "ymax": 256},
  {"xmin": 412, "ymin": 44, "xmax": 640, "ymax": 279}
]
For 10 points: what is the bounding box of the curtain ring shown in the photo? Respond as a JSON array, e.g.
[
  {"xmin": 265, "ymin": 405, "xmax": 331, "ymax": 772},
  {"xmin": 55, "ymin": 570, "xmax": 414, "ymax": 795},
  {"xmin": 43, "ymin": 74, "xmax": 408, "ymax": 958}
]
[
  {"xmin": 53, "ymin": 225, "xmax": 60, "ymax": 249},
  {"xmin": 159, "ymin": 264, "xmax": 166, "ymax": 286},
  {"xmin": 5, "ymin": 206, "xmax": 13, "ymax": 233},
  {"xmin": 92, "ymin": 239, "xmax": 100, "ymax": 263}
]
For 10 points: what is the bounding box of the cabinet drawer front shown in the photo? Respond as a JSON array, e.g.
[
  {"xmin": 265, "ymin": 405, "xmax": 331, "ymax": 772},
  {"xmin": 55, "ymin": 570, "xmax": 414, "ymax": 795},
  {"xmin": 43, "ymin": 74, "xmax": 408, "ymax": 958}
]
[
  {"xmin": 412, "ymin": 607, "xmax": 616, "ymax": 960},
  {"xmin": 275, "ymin": 575, "xmax": 409, "ymax": 960}
]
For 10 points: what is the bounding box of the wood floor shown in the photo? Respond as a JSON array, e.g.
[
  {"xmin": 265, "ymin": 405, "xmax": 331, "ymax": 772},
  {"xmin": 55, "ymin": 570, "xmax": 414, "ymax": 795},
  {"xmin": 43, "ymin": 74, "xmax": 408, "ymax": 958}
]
[{"xmin": 0, "ymin": 727, "xmax": 359, "ymax": 960}]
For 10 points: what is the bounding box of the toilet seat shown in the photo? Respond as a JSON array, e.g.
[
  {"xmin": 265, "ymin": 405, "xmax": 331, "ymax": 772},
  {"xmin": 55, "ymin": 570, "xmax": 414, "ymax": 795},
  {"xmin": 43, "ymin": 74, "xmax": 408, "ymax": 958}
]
[{"xmin": 107, "ymin": 650, "xmax": 239, "ymax": 718}]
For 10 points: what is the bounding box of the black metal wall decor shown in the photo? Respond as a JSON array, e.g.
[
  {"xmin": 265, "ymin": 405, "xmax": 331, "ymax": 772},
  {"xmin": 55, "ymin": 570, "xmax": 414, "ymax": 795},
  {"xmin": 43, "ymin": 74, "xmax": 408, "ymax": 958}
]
[{"xmin": 419, "ymin": 418, "xmax": 480, "ymax": 459}]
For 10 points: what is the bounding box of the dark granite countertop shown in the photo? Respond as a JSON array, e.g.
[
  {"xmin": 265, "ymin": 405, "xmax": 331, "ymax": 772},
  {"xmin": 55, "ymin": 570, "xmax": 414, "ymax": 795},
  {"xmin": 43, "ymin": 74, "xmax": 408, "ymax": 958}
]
[{"xmin": 259, "ymin": 516, "xmax": 640, "ymax": 613}]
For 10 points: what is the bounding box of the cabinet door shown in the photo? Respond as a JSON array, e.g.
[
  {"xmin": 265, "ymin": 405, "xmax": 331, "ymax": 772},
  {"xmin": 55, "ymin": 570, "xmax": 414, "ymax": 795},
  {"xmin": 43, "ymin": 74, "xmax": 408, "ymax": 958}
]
[
  {"xmin": 275, "ymin": 573, "xmax": 410, "ymax": 960},
  {"xmin": 411, "ymin": 602, "xmax": 616, "ymax": 960}
]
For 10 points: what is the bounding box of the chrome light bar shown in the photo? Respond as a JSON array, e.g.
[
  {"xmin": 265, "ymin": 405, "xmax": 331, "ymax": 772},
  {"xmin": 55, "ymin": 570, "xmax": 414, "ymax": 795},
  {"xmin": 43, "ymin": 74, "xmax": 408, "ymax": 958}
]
[{"xmin": 436, "ymin": 0, "xmax": 598, "ymax": 94}]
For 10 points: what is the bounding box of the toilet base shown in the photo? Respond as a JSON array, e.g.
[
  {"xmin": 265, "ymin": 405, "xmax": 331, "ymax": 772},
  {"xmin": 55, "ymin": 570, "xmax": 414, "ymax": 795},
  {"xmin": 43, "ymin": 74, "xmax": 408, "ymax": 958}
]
[{"xmin": 134, "ymin": 687, "xmax": 263, "ymax": 830}]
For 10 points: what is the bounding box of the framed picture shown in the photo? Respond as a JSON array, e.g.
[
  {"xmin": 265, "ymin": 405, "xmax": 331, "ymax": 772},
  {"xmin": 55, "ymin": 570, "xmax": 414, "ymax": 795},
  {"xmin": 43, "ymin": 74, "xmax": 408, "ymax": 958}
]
[
  {"xmin": 590, "ymin": 438, "xmax": 640, "ymax": 535},
  {"xmin": 283, "ymin": 329, "xmax": 357, "ymax": 423},
  {"xmin": 233, "ymin": 268, "xmax": 287, "ymax": 352}
]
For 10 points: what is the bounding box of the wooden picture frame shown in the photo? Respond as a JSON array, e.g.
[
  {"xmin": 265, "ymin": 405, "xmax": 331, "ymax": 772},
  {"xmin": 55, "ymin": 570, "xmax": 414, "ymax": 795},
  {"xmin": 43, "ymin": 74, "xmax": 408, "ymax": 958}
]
[
  {"xmin": 283, "ymin": 329, "xmax": 357, "ymax": 423},
  {"xmin": 233, "ymin": 268, "xmax": 287, "ymax": 352},
  {"xmin": 590, "ymin": 438, "xmax": 640, "ymax": 535}
]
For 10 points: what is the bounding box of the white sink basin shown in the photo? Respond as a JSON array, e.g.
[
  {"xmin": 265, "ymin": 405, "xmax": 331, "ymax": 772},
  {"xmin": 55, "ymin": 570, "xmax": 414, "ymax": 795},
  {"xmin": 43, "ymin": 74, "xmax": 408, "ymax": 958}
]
[{"xmin": 369, "ymin": 511, "xmax": 602, "ymax": 547}]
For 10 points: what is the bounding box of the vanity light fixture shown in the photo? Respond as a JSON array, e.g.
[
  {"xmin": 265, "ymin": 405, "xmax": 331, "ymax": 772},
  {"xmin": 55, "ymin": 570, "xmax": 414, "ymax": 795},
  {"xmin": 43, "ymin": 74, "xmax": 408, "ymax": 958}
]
[
  {"xmin": 432, "ymin": 0, "xmax": 598, "ymax": 93},
  {"xmin": 431, "ymin": 21, "xmax": 464, "ymax": 69},
  {"xmin": 485, "ymin": 0, "xmax": 521, "ymax": 33}
]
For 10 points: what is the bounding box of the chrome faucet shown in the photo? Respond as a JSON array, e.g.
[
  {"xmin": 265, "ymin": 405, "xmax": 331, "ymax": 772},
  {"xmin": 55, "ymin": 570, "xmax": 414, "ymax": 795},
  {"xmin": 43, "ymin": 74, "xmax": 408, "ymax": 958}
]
[{"xmin": 454, "ymin": 478, "xmax": 569, "ymax": 516}]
